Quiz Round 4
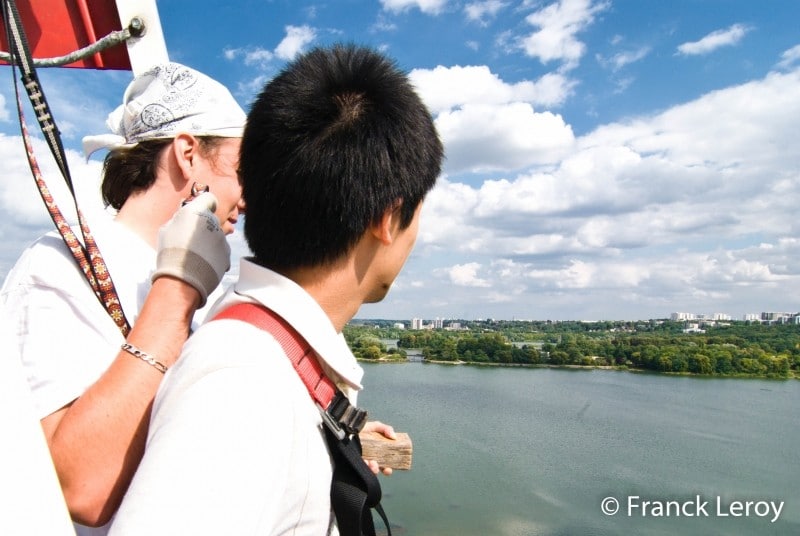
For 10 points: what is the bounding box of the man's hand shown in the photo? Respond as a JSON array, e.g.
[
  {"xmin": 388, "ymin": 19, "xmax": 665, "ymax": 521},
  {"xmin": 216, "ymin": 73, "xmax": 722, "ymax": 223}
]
[{"xmin": 361, "ymin": 420, "xmax": 395, "ymax": 476}]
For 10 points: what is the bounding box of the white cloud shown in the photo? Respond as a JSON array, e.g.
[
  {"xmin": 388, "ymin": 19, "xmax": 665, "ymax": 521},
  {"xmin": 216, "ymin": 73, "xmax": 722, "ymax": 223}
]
[
  {"xmin": 381, "ymin": 0, "xmax": 448, "ymax": 15},
  {"xmin": 597, "ymin": 46, "xmax": 651, "ymax": 71},
  {"xmin": 427, "ymin": 67, "xmax": 800, "ymax": 250},
  {"xmin": 676, "ymin": 23, "xmax": 750, "ymax": 56},
  {"xmin": 244, "ymin": 48, "xmax": 275, "ymax": 65},
  {"xmin": 0, "ymin": 133, "xmax": 111, "ymax": 275},
  {"xmin": 392, "ymin": 66, "xmax": 800, "ymax": 319},
  {"xmin": 410, "ymin": 65, "xmax": 575, "ymax": 113},
  {"xmin": 611, "ymin": 76, "xmax": 634, "ymax": 95},
  {"xmin": 236, "ymin": 74, "xmax": 271, "ymax": 99},
  {"xmin": 371, "ymin": 14, "xmax": 398, "ymax": 33},
  {"xmin": 409, "ymin": 65, "xmax": 576, "ymax": 173},
  {"xmin": 275, "ymin": 25, "xmax": 317, "ymax": 61},
  {"xmin": 221, "ymin": 27, "xmax": 316, "ymax": 101},
  {"xmin": 776, "ymin": 44, "xmax": 800, "ymax": 70},
  {"xmin": 436, "ymin": 103, "xmax": 575, "ymax": 173},
  {"xmin": 418, "ymin": 177, "xmax": 483, "ymax": 249},
  {"xmin": 1, "ymin": 9, "xmax": 798, "ymax": 323},
  {"xmin": 224, "ymin": 47, "xmax": 274, "ymax": 67},
  {"xmin": 464, "ymin": 1, "xmax": 508, "ymax": 25},
  {"xmin": 444, "ymin": 262, "xmax": 492, "ymax": 287},
  {"xmin": 519, "ymin": 0, "xmax": 610, "ymax": 67},
  {"xmin": 0, "ymin": 135, "xmax": 106, "ymax": 224}
]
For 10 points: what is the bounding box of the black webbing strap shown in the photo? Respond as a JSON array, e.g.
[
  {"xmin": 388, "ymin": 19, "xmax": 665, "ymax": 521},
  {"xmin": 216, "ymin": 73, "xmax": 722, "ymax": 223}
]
[
  {"xmin": 2, "ymin": 0, "xmax": 73, "ymax": 190},
  {"xmin": 324, "ymin": 427, "xmax": 392, "ymax": 536},
  {"xmin": 212, "ymin": 303, "xmax": 391, "ymax": 536}
]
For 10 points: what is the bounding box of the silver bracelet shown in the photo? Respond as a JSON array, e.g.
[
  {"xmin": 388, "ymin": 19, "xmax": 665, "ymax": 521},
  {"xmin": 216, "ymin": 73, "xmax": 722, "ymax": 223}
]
[{"xmin": 121, "ymin": 343, "xmax": 168, "ymax": 374}]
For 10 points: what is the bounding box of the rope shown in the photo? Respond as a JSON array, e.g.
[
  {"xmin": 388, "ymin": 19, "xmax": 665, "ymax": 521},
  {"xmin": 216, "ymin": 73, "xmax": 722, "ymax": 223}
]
[{"xmin": 0, "ymin": 18, "xmax": 143, "ymax": 68}]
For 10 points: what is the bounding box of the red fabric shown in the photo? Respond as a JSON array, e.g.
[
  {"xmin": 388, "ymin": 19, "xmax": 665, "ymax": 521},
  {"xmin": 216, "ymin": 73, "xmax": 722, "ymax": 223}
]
[
  {"xmin": 0, "ymin": 0, "xmax": 131, "ymax": 70},
  {"xmin": 212, "ymin": 303, "xmax": 337, "ymax": 408}
]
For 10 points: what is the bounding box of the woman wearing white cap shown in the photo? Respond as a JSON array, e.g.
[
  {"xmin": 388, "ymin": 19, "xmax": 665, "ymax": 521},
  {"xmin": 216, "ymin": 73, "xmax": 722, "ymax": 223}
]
[{"xmin": 0, "ymin": 62, "xmax": 246, "ymax": 534}]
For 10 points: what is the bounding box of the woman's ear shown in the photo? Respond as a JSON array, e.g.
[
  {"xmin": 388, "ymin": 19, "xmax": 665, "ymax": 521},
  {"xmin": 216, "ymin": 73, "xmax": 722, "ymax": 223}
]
[{"xmin": 171, "ymin": 133, "xmax": 200, "ymax": 180}]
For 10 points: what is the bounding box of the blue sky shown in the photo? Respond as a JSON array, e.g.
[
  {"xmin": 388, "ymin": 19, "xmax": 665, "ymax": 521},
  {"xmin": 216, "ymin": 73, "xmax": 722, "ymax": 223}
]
[{"xmin": 1, "ymin": 0, "xmax": 799, "ymax": 321}]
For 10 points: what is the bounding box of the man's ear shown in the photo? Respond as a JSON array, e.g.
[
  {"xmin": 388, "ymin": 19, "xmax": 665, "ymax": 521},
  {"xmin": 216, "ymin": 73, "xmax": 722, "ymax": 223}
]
[
  {"xmin": 171, "ymin": 133, "xmax": 200, "ymax": 181},
  {"xmin": 370, "ymin": 200, "xmax": 403, "ymax": 245}
]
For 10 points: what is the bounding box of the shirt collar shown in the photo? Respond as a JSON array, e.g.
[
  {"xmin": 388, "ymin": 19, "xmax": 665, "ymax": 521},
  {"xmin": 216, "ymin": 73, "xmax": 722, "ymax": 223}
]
[{"xmin": 208, "ymin": 257, "xmax": 363, "ymax": 390}]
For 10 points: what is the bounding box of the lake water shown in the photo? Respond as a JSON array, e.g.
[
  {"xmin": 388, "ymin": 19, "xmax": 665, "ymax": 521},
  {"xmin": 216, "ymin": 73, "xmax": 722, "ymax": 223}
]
[{"xmin": 358, "ymin": 363, "xmax": 800, "ymax": 536}]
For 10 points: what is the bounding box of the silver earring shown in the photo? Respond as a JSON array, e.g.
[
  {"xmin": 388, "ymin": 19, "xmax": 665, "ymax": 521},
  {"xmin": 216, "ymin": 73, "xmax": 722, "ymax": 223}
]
[{"xmin": 191, "ymin": 182, "xmax": 209, "ymax": 197}]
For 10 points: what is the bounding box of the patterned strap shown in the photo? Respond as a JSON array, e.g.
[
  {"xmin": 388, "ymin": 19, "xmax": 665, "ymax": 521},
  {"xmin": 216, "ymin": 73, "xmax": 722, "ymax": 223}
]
[
  {"xmin": 17, "ymin": 112, "xmax": 130, "ymax": 335},
  {"xmin": 3, "ymin": 0, "xmax": 131, "ymax": 336}
]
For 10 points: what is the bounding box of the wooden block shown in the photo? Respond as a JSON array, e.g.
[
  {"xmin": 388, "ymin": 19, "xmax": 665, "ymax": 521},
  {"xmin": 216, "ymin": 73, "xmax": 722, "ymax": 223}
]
[{"xmin": 358, "ymin": 431, "xmax": 413, "ymax": 470}]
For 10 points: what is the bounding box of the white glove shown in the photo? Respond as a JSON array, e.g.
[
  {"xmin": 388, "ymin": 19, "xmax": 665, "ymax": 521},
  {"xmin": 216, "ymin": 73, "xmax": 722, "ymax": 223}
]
[{"xmin": 151, "ymin": 192, "xmax": 231, "ymax": 307}]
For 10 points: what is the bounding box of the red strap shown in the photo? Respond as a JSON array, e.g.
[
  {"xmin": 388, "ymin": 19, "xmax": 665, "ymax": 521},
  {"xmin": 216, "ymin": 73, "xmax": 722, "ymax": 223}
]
[{"xmin": 212, "ymin": 303, "xmax": 337, "ymax": 409}]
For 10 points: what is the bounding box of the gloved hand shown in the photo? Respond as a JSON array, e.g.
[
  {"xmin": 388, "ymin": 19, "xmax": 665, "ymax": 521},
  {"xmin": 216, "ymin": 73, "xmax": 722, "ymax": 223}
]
[{"xmin": 151, "ymin": 192, "xmax": 231, "ymax": 307}]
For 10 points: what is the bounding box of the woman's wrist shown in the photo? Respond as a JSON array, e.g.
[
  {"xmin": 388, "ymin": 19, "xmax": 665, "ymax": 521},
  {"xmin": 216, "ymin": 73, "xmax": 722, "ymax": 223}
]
[
  {"xmin": 149, "ymin": 275, "xmax": 204, "ymax": 314},
  {"xmin": 123, "ymin": 277, "xmax": 202, "ymax": 368}
]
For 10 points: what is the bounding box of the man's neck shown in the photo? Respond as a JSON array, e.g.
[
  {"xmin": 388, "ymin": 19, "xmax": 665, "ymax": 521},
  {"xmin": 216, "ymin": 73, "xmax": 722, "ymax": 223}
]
[{"xmin": 282, "ymin": 262, "xmax": 366, "ymax": 333}]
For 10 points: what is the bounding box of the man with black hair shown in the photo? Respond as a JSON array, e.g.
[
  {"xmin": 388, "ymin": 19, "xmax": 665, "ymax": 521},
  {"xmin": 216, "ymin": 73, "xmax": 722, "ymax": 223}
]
[{"xmin": 109, "ymin": 44, "xmax": 443, "ymax": 535}]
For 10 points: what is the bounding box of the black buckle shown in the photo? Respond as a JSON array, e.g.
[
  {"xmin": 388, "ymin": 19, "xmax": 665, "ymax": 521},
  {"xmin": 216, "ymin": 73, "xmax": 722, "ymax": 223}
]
[{"xmin": 318, "ymin": 391, "xmax": 368, "ymax": 440}]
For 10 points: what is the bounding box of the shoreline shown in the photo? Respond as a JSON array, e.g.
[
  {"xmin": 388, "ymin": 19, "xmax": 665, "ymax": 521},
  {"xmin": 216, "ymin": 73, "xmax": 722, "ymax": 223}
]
[{"xmin": 358, "ymin": 357, "xmax": 798, "ymax": 380}]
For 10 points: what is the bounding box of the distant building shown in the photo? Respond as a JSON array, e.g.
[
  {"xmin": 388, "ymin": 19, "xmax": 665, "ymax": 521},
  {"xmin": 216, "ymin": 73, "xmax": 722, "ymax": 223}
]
[
  {"xmin": 673, "ymin": 311, "xmax": 732, "ymax": 322},
  {"xmin": 743, "ymin": 313, "xmax": 760, "ymax": 322},
  {"xmin": 683, "ymin": 323, "xmax": 705, "ymax": 334},
  {"xmin": 760, "ymin": 312, "xmax": 796, "ymax": 324},
  {"xmin": 393, "ymin": 323, "xmax": 405, "ymax": 330},
  {"xmin": 433, "ymin": 317, "xmax": 444, "ymax": 329},
  {"xmin": 411, "ymin": 318, "xmax": 423, "ymax": 330}
]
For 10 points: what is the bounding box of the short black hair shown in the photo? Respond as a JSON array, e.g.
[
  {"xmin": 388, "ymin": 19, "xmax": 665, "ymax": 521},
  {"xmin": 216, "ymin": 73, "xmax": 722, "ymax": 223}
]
[{"xmin": 240, "ymin": 43, "xmax": 443, "ymax": 271}]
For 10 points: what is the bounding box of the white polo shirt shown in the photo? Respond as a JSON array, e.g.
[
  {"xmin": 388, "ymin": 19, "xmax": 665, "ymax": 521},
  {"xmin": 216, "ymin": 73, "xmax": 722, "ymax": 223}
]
[
  {"xmin": 0, "ymin": 219, "xmax": 222, "ymax": 536},
  {"xmin": 0, "ymin": 222, "xmax": 155, "ymax": 420},
  {"xmin": 109, "ymin": 258, "xmax": 364, "ymax": 536},
  {"xmin": 0, "ymin": 316, "xmax": 75, "ymax": 536}
]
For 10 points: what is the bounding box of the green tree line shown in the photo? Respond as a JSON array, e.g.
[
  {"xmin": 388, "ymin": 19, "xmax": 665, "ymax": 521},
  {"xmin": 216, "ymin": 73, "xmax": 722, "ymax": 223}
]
[{"xmin": 344, "ymin": 320, "xmax": 800, "ymax": 378}]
